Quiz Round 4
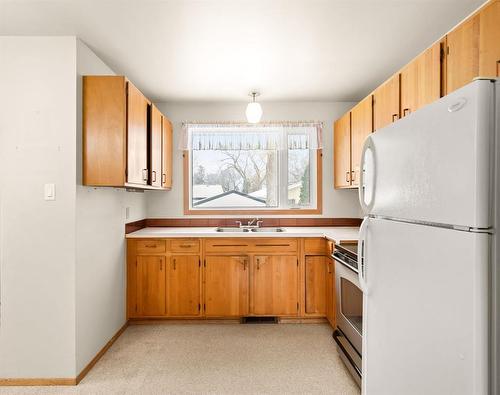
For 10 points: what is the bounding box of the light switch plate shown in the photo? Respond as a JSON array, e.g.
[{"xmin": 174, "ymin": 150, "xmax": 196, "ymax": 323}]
[{"xmin": 44, "ymin": 183, "xmax": 55, "ymax": 201}]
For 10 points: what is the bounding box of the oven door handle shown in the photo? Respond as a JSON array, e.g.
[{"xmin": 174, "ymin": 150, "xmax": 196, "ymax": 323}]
[
  {"xmin": 332, "ymin": 254, "xmax": 359, "ymax": 273},
  {"xmin": 358, "ymin": 218, "xmax": 369, "ymax": 293}
]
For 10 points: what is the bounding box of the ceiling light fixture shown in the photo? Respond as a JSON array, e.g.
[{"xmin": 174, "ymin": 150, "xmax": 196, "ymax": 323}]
[{"xmin": 246, "ymin": 92, "xmax": 263, "ymax": 124}]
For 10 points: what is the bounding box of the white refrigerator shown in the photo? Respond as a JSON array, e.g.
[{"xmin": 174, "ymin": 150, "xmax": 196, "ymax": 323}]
[{"xmin": 358, "ymin": 79, "xmax": 499, "ymax": 395}]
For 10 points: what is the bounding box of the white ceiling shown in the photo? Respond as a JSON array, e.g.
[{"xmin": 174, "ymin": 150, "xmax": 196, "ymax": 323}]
[{"xmin": 0, "ymin": 0, "xmax": 484, "ymax": 102}]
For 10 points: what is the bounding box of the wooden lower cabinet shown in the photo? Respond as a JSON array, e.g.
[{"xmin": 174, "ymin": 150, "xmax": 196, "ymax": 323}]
[
  {"xmin": 204, "ymin": 255, "xmax": 249, "ymax": 317},
  {"xmin": 252, "ymin": 255, "xmax": 299, "ymax": 316},
  {"xmin": 167, "ymin": 255, "xmax": 201, "ymax": 316},
  {"xmin": 136, "ymin": 255, "xmax": 166, "ymax": 316},
  {"xmin": 325, "ymin": 257, "xmax": 336, "ymax": 327},
  {"xmin": 305, "ymin": 256, "xmax": 327, "ymax": 315},
  {"xmin": 127, "ymin": 238, "xmax": 336, "ymax": 320}
]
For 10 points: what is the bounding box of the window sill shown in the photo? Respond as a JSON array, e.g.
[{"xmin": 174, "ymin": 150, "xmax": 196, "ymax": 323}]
[{"xmin": 184, "ymin": 208, "xmax": 322, "ymax": 216}]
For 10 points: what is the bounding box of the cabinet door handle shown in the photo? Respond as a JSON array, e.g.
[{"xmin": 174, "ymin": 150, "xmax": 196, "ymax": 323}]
[
  {"xmin": 351, "ymin": 170, "xmax": 356, "ymax": 182},
  {"xmin": 173, "ymin": 258, "xmax": 176, "ymax": 270},
  {"xmin": 256, "ymin": 258, "xmax": 260, "ymax": 270},
  {"xmin": 392, "ymin": 114, "xmax": 399, "ymax": 122},
  {"xmin": 142, "ymin": 169, "xmax": 148, "ymax": 182},
  {"xmin": 403, "ymin": 108, "xmax": 411, "ymax": 117},
  {"xmin": 159, "ymin": 258, "xmax": 162, "ymax": 271},
  {"xmin": 240, "ymin": 258, "xmax": 248, "ymax": 271},
  {"xmin": 152, "ymin": 171, "xmax": 156, "ymax": 182},
  {"xmin": 345, "ymin": 171, "xmax": 350, "ymax": 183},
  {"xmin": 162, "ymin": 173, "xmax": 166, "ymax": 184}
]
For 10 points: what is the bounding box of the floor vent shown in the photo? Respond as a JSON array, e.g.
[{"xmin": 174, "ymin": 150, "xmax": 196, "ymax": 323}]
[{"xmin": 241, "ymin": 316, "xmax": 278, "ymax": 324}]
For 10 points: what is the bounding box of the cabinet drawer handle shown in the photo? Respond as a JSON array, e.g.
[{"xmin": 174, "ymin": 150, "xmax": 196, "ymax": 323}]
[
  {"xmin": 255, "ymin": 244, "xmax": 290, "ymax": 247},
  {"xmin": 144, "ymin": 244, "xmax": 157, "ymax": 248},
  {"xmin": 179, "ymin": 244, "xmax": 193, "ymax": 248},
  {"xmin": 212, "ymin": 244, "xmax": 248, "ymax": 247}
]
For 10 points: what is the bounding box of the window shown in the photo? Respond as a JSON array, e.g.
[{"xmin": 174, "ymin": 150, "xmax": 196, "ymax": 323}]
[{"xmin": 183, "ymin": 123, "xmax": 322, "ymax": 214}]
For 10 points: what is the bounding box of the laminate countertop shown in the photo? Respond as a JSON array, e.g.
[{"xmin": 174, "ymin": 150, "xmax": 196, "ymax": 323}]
[{"xmin": 126, "ymin": 226, "xmax": 360, "ymax": 244}]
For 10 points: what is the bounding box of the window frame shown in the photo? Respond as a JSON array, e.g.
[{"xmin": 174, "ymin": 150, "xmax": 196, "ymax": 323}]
[{"xmin": 183, "ymin": 149, "xmax": 322, "ymax": 215}]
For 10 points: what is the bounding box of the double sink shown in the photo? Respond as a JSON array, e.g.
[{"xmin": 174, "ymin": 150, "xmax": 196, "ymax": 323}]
[{"xmin": 215, "ymin": 227, "xmax": 285, "ymax": 233}]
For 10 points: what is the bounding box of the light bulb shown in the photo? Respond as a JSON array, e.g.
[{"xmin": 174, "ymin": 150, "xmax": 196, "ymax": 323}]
[{"xmin": 246, "ymin": 102, "xmax": 263, "ymax": 123}]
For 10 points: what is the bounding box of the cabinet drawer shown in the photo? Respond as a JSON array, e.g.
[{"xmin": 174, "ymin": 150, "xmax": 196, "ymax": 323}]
[
  {"xmin": 136, "ymin": 239, "xmax": 166, "ymax": 253},
  {"xmin": 205, "ymin": 239, "xmax": 252, "ymax": 253},
  {"xmin": 170, "ymin": 239, "xmax": 200, "ymax": 253},
  {"xmin": 251, "ymin": 239, "xmax": 297, "ymax": 253},
  {"xmin": 304, "ymin": 238, "xmax": 327, "ymax": 254}
]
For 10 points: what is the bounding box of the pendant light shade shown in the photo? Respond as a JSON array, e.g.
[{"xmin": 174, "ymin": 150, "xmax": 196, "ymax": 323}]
[{"xmin": 246, "ymin": 92, "xmax": 262, "ymax": 123}]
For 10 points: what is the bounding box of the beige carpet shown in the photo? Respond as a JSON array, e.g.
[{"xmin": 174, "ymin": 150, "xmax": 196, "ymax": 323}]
[{"xmin": 0, "ymin": 323, "xmax": 360, "ymax": 394}]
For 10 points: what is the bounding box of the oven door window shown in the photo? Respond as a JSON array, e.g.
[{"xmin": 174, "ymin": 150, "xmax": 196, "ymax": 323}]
[{"xmin": 341, "ymin": 277, "xmax": 363, "ymax": 335}]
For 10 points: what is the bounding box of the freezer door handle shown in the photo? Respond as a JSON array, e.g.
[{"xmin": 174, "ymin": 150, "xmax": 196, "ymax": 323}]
[
  {"xmin": 358, "ymin": 217, "xmax": 369, "ymax": 293},
  {"xmin": 358, "ymin": 136, "xmax": 376, "ymax": 214}
]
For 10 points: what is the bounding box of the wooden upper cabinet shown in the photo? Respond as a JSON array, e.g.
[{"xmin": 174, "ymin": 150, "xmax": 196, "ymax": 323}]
[
  {"xmin": 350, "ymin": 95, "xmax": 373, "ymax": 187},
  {"xmin": 333, "ymin": 112, "xmax": 352, "ymax": 188},
  {"xmin": 167, "ymin": 255, "xmax": 200, "ymax": 316},
  {"xmin": 149, "ymin": 105, "xmax": 162, "ymax": 188},
  {"xmin": 401, "ymin": 41, "xmax": 442, "ymax": 117},
  {"xmin": 136, "ymin": 255, "xmax": 166, "ymax": 317},
  {"xmin": 83, "ymin": 76, "xmax": 127, "ymax": 186},
  {"xmin": 446, "ymin": 14, "xmax": 480, "ymax": 94},
  {"xmin": 479, "ymin": 0, "xmax": 500, "ymax": 78},
  {"xmin": 252, "ymin": 255, "xmax": 298, "ymax": 316},
  {"xmin": 162, "ymin": 117, "xmax": 173, "ymax": 189},
  {"xmin": 126, "ymin": 82, "xmax": 149, "ymax": 186},
  {"xmin": 373, "ymin": 74, "xmax": 400, "ymax": 131},
  {"xmin": 204, "ymin": 255, "xmax": 249, "ymax": 317},
  {"xmin": 305, "ymin": 256, "xmax": 326, "ymax": 315}
]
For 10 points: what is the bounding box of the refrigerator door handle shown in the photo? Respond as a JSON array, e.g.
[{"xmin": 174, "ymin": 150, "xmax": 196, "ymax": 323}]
[
  {"xmin": 358, "ymin": 136, "xmax": 376, "ymax": 214},
  {"xmin": 357, "ymin": 217, "xmax": 369, "ymax": 293}
]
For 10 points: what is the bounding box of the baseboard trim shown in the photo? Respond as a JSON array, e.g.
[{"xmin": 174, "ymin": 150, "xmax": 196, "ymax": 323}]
[
  {"xmin": 76, "ymin": 321, "xmax": 129, "ymax": 384},
  {"xmin": 0, "ymin": 378, "xmax": 77, "ymax": 386}
]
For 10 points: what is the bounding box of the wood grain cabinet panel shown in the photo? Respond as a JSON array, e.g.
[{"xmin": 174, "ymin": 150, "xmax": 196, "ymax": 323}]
[
  {"xmin": 401, "ymin": 41, "xmax": 442, "ymax": 116},
  {"xmin": 479, "ymin": 0, "xmax": 500, "ymax": 78},
  {"xmin": 304, "ymin": 238, "xmax": 327, "ymax": 255},
  {"xmin": 373, "ymin": 74, "xmax": 400, "ymax": 131},
  {"xmin": 325, "ymin": 257, "xmax": 336, "ymax": 328},
  {"xmin": 82, "ymin": 76, "xmax": 127, "ymax": 186},
  {"xmin": 205, "ymin": 255, "xmax": 249, "ymax": 317},
  {"xmin": 446, "ymin": 14, "xmax": 480, "ymax": 94},
  {"xmin": 333, "ymin": 112, "xmax": 352, "ymax": 188},
  {"xmin": 167, "ymin": 255, "xmax": 201, "ymax": 316},
  {"xmin": 136, "ymin": 255, "xmax": 166, "ymax": 316},
  {"xmin": 350, "ymin": 95, "xmax": 373, "ymax": 187},
  {"xmin": 126, "ymin": 82, "xmax": 149, "ymax": 186},
  {"xmin": 252, "ymin": 255, "xmax": 298, "ymax": 316},
  {"xmin": 305, "ymin": 256, "xmax": 326, "ymax": 315},
  {"xmin": 170, "ymin": 239, "xmax": 200, "ymax": 253},
  {"xmin": 136, "ymin": 239, "xmax": 166, "ymax": 254},
  {"xmin": 150, "ymin": 105, "xmax": 163, "ymax": 188},
  {"xmin": 162, "ymin": 117, "xmax": 173, "ymax": 189}
]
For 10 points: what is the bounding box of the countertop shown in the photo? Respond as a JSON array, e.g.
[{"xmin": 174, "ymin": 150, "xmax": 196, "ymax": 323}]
[{"xmin": 126, "ymin": 226, "xmax": 359, "ymax": 244}]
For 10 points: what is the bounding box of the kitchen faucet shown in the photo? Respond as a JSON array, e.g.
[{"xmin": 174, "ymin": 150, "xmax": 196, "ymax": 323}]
[{"xmin": 236, "ymin": 218, "xmax": 263, "ymax": 229}]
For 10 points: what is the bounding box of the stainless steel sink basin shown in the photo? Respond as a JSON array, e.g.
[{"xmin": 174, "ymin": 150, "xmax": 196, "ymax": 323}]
[
  {"xmin": 215, "ymin": 227, "xmax": 250, "ymax": 232},
  {"xmin": 250, "ymin": 227, "xmax": 285, "ymax": 232}
]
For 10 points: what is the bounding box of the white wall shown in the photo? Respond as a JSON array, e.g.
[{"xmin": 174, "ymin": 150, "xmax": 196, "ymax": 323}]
[
  {"xmin": 75, "ymin": 40, "xmax": 147, "ymax": 373},
  {"xmin": 147, "ymin": 102, "xmax": 362, "ymax": 218},
  {"xmin": 0, "ymin": 36, "xmax": 77, "ymax": 378},
  {"xmin": 0, "ymin": 37, "xmax": 147, "ymax": 379}
]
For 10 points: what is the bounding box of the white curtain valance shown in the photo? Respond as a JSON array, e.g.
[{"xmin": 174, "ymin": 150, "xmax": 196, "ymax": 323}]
[{"xmin": 179, "ymin": 122, "xmax": 323, "ymax": 151}]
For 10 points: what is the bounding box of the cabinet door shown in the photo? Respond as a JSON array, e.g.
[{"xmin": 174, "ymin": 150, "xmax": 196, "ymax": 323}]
[
  {"xmin": 150, "ymin": 105, "xmax": 162, "ymax": 188},
  {"xmin": 333, "ymin": 112, "xmax": 351, "ymax": 188},
  {"xmin": 479, "ymin": 0, "xmax": 500, "ymax": 78},
  {"xmin": 305, "ymin": 256, "xmax": 326, "ymax": 315},
  {"xmin": 205, "ymin": 256, "xmax": 249, "ymax": 317},
  {"xmin": 401, "ymin": 41, "xmax": 442, "ymax": 116},
  {"xmin": 351, "ymin": 95, "xmax": 373, "ymax": 187},
  {"xmin": 167, "ymin": 255, "xmax": 201, "ymax": 316},
  {"xmin": 373, "ymin": 74, "xmax": 400, "ymax": 131},
  {"xmin": 252, "ymin": 255, "xmax": 298, "ymax": 316},
  {"xmin": 126, "ymin": 82, "xmax": 149, "ymax": 185},
  {"xmin": 162, "ymin": 117, "xmax": 173, "ymax": 189},
  {"xmin": 325, "ymin": 257, "xmax": 335, "ymax": 328},
  {"xmin": 137, "ymin": 255, "xmax": 166, "ymax": 316},
  {"xmin": 446, "ymin": 15, "xmax": 480, "ymax": 94}
]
